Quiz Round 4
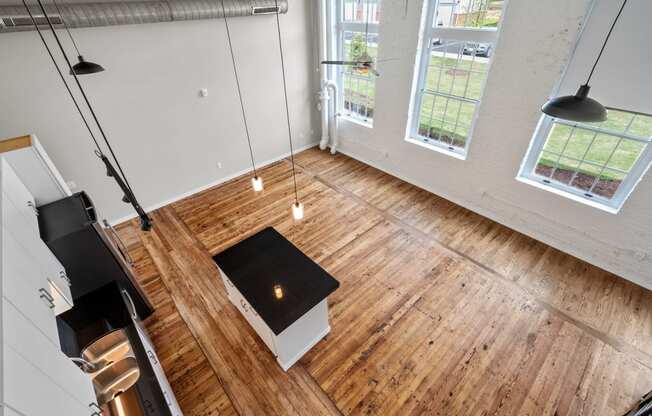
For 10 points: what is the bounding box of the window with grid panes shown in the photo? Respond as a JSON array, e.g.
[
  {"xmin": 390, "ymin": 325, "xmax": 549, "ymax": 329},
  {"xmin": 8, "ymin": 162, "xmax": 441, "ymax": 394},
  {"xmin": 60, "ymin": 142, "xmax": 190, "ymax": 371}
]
[
  {"xmin": 410, "ymin": 0, "xmax": 505, "ymax": 156},
  {"xmin": 519, "ymin": 110, "xmax": 652, "ymax": 211},
  {"xmin": 337, "ymin": 0, "xmax": 381, "ymax": 125}
]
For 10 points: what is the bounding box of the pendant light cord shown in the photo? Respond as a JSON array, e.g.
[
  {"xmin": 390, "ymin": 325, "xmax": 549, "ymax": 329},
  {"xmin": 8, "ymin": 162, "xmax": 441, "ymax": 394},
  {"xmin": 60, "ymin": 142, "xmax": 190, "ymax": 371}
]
[
  {"xmin": 585, "ymin": 0, "xmax": 627, "ymax": 85},
  {"xmin": 273, "ymin": 0, "xmax": 298, "ymax": 204},
  {"xmin": 33, "ymin": 0, "xmax": 136, "ymax": 196},
  {"xmin": 50, "ymin": 0, "xmax": 81, "ymax": 57},
  {"xmin": 219, "ymin": 0, "xmax": 257, "ymax": 178},
  {"xmin": 21, "ymin": 1, "xmax": 102, "ymax": 154}
]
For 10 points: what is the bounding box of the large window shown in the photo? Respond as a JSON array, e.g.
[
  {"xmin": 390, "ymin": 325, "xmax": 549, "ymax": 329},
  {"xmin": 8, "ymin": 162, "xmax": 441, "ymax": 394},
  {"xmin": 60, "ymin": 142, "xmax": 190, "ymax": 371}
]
[
  {"xmin": 336, "ymin": 0, "xmax": 381, "ymax": 126},
  {"xmin": 410, "ymin": 0, "xmax": 504, "ymax": 157},
  {"xmin": 519, "ymin": 110, "xmax": 652, "ymax": 211}
]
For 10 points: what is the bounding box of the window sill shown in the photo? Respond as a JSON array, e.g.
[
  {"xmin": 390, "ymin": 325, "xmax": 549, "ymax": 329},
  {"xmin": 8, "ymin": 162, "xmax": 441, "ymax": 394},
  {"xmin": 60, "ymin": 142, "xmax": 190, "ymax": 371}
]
[
  {"xmin": 515, "ymin": 175, "xmax": 620, "ymax": 215},
  {"xmin": 341, "ymin": 114, "xmax": 373, "ymax": 128},
  {"xmin": 406, "ymin": 137, "xmax": 467, "ymax": 160}
]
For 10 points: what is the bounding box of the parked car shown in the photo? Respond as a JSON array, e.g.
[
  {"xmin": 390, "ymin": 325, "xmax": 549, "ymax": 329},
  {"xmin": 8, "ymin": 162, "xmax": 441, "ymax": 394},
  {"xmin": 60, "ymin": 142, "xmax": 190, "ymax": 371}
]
[{"xmin": 463, "ymin": 43, "xmax": 492, "ymax": 57}]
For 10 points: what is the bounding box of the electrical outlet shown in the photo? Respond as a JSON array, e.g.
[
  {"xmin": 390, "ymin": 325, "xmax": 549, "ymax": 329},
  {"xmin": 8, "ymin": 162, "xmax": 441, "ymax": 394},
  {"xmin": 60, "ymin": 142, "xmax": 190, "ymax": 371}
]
[
  {"xmin": 67, "ymin": 180, "xmax": 77, "ymax": 190},
  {"xmin": 217, "ymin": 162, "xmax": 223, "ymax": 169},
  {"xmin": 199, "ymin": 88, "xmax": 209, "ymax": 98}
]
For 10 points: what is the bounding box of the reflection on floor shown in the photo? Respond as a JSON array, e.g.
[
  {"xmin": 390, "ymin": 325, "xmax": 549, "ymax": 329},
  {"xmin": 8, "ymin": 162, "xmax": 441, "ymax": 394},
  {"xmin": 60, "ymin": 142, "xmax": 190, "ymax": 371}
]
[{"xmin": 117, "ymin": 147, "xmax": 652, "ymax": 416}]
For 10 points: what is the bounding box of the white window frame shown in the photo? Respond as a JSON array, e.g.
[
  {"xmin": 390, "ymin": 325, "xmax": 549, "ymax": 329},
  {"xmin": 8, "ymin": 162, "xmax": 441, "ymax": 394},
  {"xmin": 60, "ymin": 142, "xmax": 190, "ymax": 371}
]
[
  {"xmin": 409, "ymin": 0, "xmax": 501, "ymax": 158},
  {"xmin": 518, "ymin": 111, "xmax": 652, "ymax": 213},
  {"xmin": 335, "ymin": 0, "xmax": 380, "ymax": 127}
]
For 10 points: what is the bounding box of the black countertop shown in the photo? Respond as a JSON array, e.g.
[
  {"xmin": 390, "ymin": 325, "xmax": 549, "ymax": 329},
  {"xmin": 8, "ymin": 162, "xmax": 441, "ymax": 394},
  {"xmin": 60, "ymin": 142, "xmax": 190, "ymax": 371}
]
[{"xmin": 213, "ymin": 227, "xmax": 339, "ymax": 335}]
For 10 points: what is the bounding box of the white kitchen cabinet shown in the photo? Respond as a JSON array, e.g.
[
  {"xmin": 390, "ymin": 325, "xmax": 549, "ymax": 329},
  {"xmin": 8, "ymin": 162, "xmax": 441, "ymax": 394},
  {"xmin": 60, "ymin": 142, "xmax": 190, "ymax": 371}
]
[
  {"xmin": 0, "ymin": 158, "xmax": 98, "ymax": 415},
  {"xmin": 2, "ymin": 230, "xmax": 59, "ymax": 345},
  {"xmin": 3, "ymin": 301, "xmax": 97, "ymax": 409},
  {"xmin": 0, "ymin": 135, "xmax": 71, "ymax": 206},
  {"xmin": 4, "ymin": 346, "xmax": 94, "ymax": 416}
]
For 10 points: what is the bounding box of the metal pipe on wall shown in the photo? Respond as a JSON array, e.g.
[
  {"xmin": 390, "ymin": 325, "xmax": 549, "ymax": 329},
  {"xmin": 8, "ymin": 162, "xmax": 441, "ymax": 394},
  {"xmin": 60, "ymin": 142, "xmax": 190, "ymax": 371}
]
[{"xmin": 0, "ymin": 0, "xmax": 288, "ymax": 32}]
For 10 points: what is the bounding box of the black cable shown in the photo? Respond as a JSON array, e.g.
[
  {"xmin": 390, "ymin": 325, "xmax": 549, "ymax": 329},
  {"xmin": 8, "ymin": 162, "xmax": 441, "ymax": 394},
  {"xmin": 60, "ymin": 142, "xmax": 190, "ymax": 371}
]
[
  {"xmin": 219, "ymin": 0, "xmax": 258, "ymax": 178},
  {"xmin": 51, "ymin": 0, "xmax": 81, "ymax": 57},
  {"xmin": 273, "ymin": 0, "xmax": 298, "ymax": 203},
  {"xmin": 34, "ymin": 0, "xmax": 136, "ymax": 197},
  {"xmin": 585, "ymin": 0, "xmax": 627, "ymax": 85},
  {"xmin": 21, "ymin": 0, "xmax": 103, "ymax": 154}
]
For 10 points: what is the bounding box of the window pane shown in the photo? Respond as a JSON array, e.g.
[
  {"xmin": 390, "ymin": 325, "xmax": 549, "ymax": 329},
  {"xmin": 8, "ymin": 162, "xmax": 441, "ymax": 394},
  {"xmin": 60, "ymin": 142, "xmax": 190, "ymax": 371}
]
[
  {"xmin": 426, "ymin": 40, "xmax": 489, "ymax": 101},
  {"xmin": 608, "ymin": 140, "xmax": 645, "ymax": 172},
  {"xmin": 629, "ymin": 113, "xmax": 652, "ymax": 137},
  {"xmin": 343, "ymin": 0, "xmax": 380, "ymax": 23},
  {"xmin": 584, "ymin": 134, "xmax": 619, "ymax": 165},
  {"xmin": 434, "ymin": 0, "xmax": 503, "ymax": 29},
  {"xmin": 542, "ymin": 124, "xmax": 573, "ymax": 154},
  {"xmin": 418, "ymin": 93, "xmax": 475, "ymax": 149},
  {"xmin": 532, "ymin": 111, "xmax": 651, "ymax": 201},
  {"xmin": 535, "ymin": 151, "xmax": 557, "ymax": 178},
  {"xmin": 340, "ymin": 27, "xmax": 379, "ymax": 124},
  {"xmin": 592, "ymin": 169, "xmax": 626, "ymax": 199},
  {"xmin": 551, "ymin": 157, "xmax": 580, "ymax": 185}
]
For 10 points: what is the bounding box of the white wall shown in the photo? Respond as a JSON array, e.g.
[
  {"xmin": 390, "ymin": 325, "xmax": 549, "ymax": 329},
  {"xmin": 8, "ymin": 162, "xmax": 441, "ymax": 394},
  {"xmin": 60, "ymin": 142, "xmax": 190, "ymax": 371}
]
[
  {"xmin": 0, "ymin": 0, "xmax": 319, "ymax": 222},
  {"xmin": 331, "ymin": 0, "xmax": 652, "ymax": 290},
  {"xmin": 559, "ymin": 0, "xmax": 652, "ymax": 114}
]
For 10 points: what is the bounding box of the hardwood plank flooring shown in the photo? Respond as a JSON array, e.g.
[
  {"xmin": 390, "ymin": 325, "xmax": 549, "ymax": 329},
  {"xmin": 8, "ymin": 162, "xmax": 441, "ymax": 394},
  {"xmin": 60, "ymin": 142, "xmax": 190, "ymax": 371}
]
[{"xmin": 117, "ymin": 147, "xmax": 652, "ymax": 415}]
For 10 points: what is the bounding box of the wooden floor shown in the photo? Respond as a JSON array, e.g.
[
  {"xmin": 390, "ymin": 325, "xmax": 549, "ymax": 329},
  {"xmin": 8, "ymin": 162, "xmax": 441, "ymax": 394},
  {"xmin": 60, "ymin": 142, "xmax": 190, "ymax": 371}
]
[{"xmin": 117, "ymin": 147, "xmax": 652, "ymax": 416}]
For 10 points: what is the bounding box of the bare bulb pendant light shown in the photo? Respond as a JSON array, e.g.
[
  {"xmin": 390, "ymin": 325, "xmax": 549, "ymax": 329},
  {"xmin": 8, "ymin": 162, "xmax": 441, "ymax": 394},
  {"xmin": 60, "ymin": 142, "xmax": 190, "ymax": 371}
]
[
  {"xmin": 24, "ymin": 0, "xmax": 152, "ymax": 230},
  {"xmin": 219, "ymin": 0, "xmax": 262, "ymax": 192},
  {"xmin": 51, "ymin": 0, "xmax": 104, "ymax": 75},
  {"xmin": 273, "ymin": 0, "xmax": 303, "ymax": 220},
  {"xmin": 542, "ymin": 0, "xmax": 628, "ymax": 122}
]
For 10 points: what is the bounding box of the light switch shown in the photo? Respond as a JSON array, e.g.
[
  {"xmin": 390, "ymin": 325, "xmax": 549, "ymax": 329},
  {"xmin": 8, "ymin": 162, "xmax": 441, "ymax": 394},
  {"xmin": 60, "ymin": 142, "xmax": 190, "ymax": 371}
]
[{"xmin": 199, "ymin": 88, "xmax": 209, "ymax": 98}]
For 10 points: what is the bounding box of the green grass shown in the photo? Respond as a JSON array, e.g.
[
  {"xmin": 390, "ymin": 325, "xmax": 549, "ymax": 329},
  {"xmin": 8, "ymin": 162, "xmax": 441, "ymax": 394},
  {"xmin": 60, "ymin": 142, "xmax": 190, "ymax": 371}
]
[{"xmin": 537, "ymin": 110, "xmax": 652, "ymax": 180}]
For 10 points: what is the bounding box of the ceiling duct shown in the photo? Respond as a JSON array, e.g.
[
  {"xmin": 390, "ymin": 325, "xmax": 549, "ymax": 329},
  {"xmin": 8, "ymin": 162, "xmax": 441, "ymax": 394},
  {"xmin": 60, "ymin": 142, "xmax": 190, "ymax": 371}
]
[{"xmin": 0, "ymin": 0, "xmax": 288, "ymax": 33}]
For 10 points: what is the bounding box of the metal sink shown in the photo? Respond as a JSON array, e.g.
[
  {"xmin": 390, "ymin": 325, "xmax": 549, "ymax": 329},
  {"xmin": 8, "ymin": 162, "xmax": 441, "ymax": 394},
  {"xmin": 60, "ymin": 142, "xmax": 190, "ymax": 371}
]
[
  {"xmin": 82, "ymin": 328, "xmax": 135, "ymax": 369},
  {"xmin": 91, "ymin": 357, "xmax": 140, "ymax": 405},
  {"xmin": 81, "ymin": 329, "xmax": 141, "ymax": 405}
]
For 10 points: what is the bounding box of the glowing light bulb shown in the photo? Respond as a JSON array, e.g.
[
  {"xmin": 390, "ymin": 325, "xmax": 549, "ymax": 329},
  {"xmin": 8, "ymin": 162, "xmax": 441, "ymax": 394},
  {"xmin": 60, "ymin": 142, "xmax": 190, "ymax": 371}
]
[
  {"xmin": 274, "ymin": 284, "xmax": 283, "ymax": 299},
  {"xmin": 252, "ymin": 176, "xmax": 264, "ymax": 192},
  {"xmin": 292, "ymin": 202, "xmax": 304, "ymax": 220}
]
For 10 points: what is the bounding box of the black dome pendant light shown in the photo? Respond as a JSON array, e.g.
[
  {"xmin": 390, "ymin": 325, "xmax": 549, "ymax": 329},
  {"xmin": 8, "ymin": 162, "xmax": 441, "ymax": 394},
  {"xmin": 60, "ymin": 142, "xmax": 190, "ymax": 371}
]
[
  {"xmin": 542, "ymin": 0, "xmax": 628, "ymax": 123},
  {"xmin": 51, "ymin": 0, "xmax": 105, "ymax": 75},
  {"xmin": 24, "ymin": 0, "xmax": 152, "ymax": 230},
  {"xmin": 219, "ymin": 0, "xmax": 263, "ymax": 192},
  {"xmin": 273, "ymin": 0, "xmax": 303, "ymax": 220}
]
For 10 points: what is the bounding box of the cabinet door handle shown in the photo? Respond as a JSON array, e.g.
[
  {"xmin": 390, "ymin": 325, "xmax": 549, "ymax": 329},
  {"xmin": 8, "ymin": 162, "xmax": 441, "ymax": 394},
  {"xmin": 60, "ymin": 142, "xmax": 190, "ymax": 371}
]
[
  {"xmin": 27, "ymin": 200, "xmax": 39, "ymax": 216},
  {"xmin": 103, "ymin": 219, "xmax": 134, "ymax": 266},
  {"xmin": 240, "ymin": 298, "xmax": 249, "ymax": 313},
  {"xmin": 121, "ymin": 289, "xmax": 139, "ymax": 320},
  {"xmin": 39, "ymin": 288, "xmax": 55, "ymax": 309},
  {"xmin": 60, "ymin": 271, "xmax": 72, "ymax": 286},
  {"xmin": 89, "ymin": 402, "xmax": 103, "ymax": 414},
  {"xmin": 147, "ymin": 350, "xmax": 158, "ymax": 365}
]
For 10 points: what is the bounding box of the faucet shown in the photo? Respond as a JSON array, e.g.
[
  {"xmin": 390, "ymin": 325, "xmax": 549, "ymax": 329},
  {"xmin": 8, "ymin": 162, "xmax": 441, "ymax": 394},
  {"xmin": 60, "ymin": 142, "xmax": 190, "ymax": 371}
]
[{"xmin": 71, "ymin": 357, "xmax": 99, "ymax": 373}]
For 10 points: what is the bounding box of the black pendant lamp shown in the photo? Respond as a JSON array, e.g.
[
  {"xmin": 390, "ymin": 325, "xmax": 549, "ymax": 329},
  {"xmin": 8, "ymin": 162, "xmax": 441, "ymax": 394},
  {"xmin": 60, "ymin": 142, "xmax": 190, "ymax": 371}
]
[
  {"xmin": 24, "ymin": 0, "xmax": 151, "ymax": 230},
  {"xmin": 51, "ymin": 0, "xmax": 105, "ymax": 75},
  {"xmin": 542, "ymin": 0, "xmax": 628, "ymax": 122}
]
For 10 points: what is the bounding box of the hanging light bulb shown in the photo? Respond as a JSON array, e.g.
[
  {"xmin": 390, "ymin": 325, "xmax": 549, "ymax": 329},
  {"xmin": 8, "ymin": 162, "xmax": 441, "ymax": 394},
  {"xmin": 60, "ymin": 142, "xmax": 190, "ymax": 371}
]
[
  {"xmin": 219, "ymin": 0, "xmax": 262, "ymax": 194},
  {"xmin": 273, "ymin": 284, "xmax": 284, "ymax": 300},
  {"xmin": 252, "ymin": 176, "xmax": 264, "ymax": 192},
  {"xmin": 292, "ymin": 202, "xmax": 304, "ymax": 220},
  {"xmin": 273, "ymin": 0, "xmax": 304, "ymax": 220}
]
